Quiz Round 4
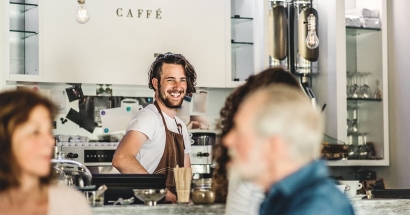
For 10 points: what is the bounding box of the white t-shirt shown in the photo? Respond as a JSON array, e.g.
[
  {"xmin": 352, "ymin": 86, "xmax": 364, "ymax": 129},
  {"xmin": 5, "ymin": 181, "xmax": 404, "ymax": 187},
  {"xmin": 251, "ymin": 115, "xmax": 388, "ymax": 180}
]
[
  {"xmin": 48, "ymin": 186, "xmax": 91, "ymax": 215},
  {"xmin": 126, "ymin": 104, "xmax": 191, "ymax": 174}
]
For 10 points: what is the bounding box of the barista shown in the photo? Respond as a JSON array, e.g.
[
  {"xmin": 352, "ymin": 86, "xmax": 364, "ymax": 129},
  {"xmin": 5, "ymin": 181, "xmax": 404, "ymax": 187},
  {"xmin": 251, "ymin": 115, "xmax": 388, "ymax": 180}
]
[{"xmin": 112, "ymin": 52, "xmax": 197, "ymax": 203}]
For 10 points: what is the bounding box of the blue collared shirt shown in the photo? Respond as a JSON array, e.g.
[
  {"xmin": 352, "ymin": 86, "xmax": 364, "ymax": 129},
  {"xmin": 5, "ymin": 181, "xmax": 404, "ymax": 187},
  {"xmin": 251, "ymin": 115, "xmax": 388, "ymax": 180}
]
[{"xmin": 259, "ymin": 160, "xmax": 355, "ymax": 215}]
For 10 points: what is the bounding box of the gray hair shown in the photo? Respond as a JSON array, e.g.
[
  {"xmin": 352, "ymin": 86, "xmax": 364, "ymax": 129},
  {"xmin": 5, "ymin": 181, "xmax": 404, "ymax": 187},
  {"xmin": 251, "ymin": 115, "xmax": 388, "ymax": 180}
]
[{"xmin": 247, "ymin": 84, "xmax": 324, "ymax": 163}]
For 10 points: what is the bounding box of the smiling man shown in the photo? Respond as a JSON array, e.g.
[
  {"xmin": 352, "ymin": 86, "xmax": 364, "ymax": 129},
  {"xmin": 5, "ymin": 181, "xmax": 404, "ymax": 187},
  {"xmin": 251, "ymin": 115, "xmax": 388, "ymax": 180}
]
[{"xmin": 113, "ymin": 52, "xmax": 197, "ymax": 203}]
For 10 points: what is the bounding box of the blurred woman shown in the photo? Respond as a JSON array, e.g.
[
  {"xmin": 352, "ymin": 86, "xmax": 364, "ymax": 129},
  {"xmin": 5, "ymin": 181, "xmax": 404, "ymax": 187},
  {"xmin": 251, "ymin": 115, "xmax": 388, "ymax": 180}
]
[
  {"xmin": 212, "ymin": 67, "xmax": 302, "ymax": 215},
  {"xmin": 0, "ymin": 89, "xmax": 91, "ymax": 215}
]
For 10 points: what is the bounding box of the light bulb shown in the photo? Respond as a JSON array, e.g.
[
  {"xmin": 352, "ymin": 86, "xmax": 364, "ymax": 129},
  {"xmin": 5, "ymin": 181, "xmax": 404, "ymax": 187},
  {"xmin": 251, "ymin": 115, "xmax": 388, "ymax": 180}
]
[
  {"xmin": 75, "ymin": 0, "xmax": 89, "ymax": 24},
  {"xmin": 305, "ymin": 14, "xmax": 319, "ymax": 49}
]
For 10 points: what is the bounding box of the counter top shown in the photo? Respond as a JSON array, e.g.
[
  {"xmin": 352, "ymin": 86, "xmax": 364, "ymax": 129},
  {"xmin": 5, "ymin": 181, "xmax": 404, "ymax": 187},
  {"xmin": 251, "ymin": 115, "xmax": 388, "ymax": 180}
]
[
  {"xmin": 91, "ymin": 196, "xmax": 410, "ymax": 215},
  {"xmin": 351, "ymin": 195, "xmax": 410, "ymax": 215},
  {"xmin": 91, "ymin": 204, "xmax": 225, "ymax": 215}
]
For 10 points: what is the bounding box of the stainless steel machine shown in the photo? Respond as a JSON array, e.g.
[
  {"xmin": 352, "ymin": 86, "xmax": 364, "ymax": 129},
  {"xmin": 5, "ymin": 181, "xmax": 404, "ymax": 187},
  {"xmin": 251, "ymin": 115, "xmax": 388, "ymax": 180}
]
[
  {"xmin": 57, "ymin": 132, "xmax": 216, "ymax": 177},
  {"xmin": 189, "ymin": 131, "xmax": 216, "ymax": 178},
  {"xmin": 57, "ymin": 142, "xmax": 120, "ymax": 175}
]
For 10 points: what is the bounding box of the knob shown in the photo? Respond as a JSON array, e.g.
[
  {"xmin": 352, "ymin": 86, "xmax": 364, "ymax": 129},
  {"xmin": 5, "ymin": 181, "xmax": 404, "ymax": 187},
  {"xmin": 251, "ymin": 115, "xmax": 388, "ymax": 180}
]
[
  {"xmin": 73, "ymin": 153, "xmax": 79, "ymax": 158},
  {"xmin": 67, "ymin": 153, "xmax": 74, "ymax": 159},
  {"xmin": 197, "ymin": 152, "xmax": 210, "ymax": 158}
]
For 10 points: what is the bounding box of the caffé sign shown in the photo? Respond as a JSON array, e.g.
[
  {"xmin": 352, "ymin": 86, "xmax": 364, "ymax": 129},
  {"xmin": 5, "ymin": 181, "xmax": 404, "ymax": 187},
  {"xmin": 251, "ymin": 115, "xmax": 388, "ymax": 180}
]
[{"xmin": 116, "ymin": 8, "xmax": 162, "ymax": 19}]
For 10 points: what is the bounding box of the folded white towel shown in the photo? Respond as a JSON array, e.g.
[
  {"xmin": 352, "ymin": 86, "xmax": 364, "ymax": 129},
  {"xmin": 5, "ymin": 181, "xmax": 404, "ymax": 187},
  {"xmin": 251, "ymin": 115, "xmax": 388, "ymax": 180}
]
[
  {"xmin": 362, "ymin": 18, "xmax": 381, "ymax": 29},
  {"xmin": 362, "ymin": 8, "xmax": 380, "ymax": 18},
  {"xmin": 345, "ymin": 15, "xmax": 362, "ymax": 28}
]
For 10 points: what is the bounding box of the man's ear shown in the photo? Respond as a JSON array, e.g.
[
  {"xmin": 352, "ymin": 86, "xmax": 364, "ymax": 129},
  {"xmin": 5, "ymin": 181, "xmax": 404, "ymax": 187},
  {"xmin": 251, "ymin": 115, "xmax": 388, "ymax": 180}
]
[{"xmin": 152, "ymin": 78, "xmax": 158, "ymax": 91}]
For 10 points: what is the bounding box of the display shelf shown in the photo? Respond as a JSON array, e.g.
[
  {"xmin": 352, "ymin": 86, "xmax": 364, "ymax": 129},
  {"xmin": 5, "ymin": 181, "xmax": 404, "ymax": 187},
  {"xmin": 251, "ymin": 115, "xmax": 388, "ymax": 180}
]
[
  {"xmin": 347, "ymin": 132, "xmax": 369, "ymax": 136},
  {"xmin": 327, "ymin": 159, "xmax": 387, "ymax": 166},
  {"xmin": 9, "ymin": 2, "xmax": 38, "ymax": 12},
  {"xmin": 9, "ymin": 30, "xmax": 38, "ymax": 39},
  {"xmin": 228, "ymin": 0, "xmax": 267, "ymax": 88},
  {"xmin": 231, "ymin": 16, "xmax": 253, "ymax": 24},
  {"xmin": 7, "ymin": 0, "xmax": 40, "ymax": 80},
  {"xmin": 347, "ymin": 98, "xmax": 382, "ymax": 102},
  {"xmin": 315, "ymin": 0, "xmax": 388, "ymax": 167},
  {"xmin": 346, "ymin": 26, "xmax": 381, "ymax": 36},
  {"xmin": 343, "ymin": 0, "xmax": 388, "ymax": 167},
  {"xmin": 231, "ymin": 41, "xmax": 253, "ymax": 48}
]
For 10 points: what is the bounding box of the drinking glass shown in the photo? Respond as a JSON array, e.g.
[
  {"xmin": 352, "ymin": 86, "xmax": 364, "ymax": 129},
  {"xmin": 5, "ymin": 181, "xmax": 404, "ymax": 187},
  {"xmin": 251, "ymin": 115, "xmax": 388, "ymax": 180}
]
[
  {"xmin": 348, "ymin": 72, "xmax": 359, "ymax": 98},
  {"xmin": 360, "ymin": 72, "xmax": 371, "ymax": 98}
]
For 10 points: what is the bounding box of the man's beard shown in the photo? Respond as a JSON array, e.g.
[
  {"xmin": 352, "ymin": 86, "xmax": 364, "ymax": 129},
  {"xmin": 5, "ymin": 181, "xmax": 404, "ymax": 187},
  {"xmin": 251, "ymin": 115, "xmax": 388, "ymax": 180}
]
[
  {"xmin": 158, "ymin": 82, "xmax": 184, "ymax": 109},
  {"xmin": 229, "ymin": 144, "xmax": 266, "ymax": 182}
]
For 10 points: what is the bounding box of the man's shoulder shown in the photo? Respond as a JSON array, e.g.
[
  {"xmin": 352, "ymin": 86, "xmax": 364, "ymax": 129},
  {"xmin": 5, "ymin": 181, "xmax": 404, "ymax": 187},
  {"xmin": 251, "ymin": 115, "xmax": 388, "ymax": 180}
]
[
  {"xmin": 263, "ymin": 177, "xmax": 354, "ymax": 215},
  {"xmin": 290, "ymin": 181, "xmax": 355, "ymax": 214},
  {"xmin": 134, "ymin": 104, "xmax": 160, "ymax": 119}
]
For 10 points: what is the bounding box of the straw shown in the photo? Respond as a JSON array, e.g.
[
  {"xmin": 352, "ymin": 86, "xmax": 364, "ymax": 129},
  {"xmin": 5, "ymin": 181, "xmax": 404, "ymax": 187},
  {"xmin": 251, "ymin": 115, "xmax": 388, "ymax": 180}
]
[{"xmin": 173, "ymin": 165, "xmax": 192, "ymax": 203}]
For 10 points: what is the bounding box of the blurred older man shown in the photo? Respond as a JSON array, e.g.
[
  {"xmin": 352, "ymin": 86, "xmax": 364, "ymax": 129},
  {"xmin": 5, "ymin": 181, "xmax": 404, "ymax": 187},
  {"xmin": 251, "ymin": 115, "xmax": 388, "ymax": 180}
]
[{"xmin": 223, "ymin": 85, "xmax": 354, "ymax": 215}]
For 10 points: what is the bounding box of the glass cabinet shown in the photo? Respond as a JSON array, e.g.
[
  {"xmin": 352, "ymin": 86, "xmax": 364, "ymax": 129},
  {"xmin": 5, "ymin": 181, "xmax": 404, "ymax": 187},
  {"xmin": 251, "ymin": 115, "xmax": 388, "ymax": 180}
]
[
  {"xmin": 228, "ymin": 0, "xmax": 267, "ymax": 88},
  {"xmin": 323, "ymin": 0, "xmax": 389, "ymax": 166},
  {"xmin": 8, "ymin": 0, "xmax": 40, "ymax": 80}
]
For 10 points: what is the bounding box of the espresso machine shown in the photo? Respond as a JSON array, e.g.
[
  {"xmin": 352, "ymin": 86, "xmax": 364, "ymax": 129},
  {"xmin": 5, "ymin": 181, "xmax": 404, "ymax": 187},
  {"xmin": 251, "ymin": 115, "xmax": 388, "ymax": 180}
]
[
  {"xmin": 56, "ymin": 141, "xmax": 120, "ymax": 175},
  {"xmin": 270, "ymin": 0, "xmax": 319, "ymax": 106},
  {"xmin": 189, "ymin": 131, "xmax": 216, "ymax": 179}
]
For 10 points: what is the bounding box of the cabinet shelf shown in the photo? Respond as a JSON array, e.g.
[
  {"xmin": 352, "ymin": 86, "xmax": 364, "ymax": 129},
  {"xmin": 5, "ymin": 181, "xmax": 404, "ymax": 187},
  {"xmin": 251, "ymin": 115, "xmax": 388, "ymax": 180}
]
[
  {"xmin": 347, "ymin": 98, "xmax": 382, "ymax": 102},
  {"xmin": 327, "ymin": 159, "xmax": 387, "ymax": 166},
  {"xmin": 347, "ymin": 132, "xmax": 369, "ymax": 136},
  {"xmin": 231, "ymin": 16, "xmax": 253, "ymax": 24},
  {"xmin": 231, "ymin": 41, "xmax": 253, "ymax": 48},
  {"xmin": 9, "ymin": 30, "xmax": 38, "ymax": 39},
  {"xmin": 346, "ymin": 26, "xmax": 381, "ymax": 36},
  {"xmin": 10, "ymin": 2, "xmax": 38, "ymax": 12}
]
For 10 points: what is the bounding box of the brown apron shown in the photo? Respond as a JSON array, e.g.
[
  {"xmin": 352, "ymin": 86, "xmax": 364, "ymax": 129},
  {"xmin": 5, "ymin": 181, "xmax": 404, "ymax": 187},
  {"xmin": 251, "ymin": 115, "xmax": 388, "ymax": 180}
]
[{"xmin": 152, "ymin": 101, "xmax": 185, "ymax": 196}]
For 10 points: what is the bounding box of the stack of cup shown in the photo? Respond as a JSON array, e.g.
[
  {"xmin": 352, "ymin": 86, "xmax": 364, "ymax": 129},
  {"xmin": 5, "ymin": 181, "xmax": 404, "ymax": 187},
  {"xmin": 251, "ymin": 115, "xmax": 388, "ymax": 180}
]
[{"xmin": 173, "ymin": 165, "xmax": 192, "ymax": 204}]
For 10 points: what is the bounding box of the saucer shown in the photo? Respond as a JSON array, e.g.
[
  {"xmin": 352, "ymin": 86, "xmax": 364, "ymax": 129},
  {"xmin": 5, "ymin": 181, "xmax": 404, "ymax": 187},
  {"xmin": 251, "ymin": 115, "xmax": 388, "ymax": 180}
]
[{"xmin": 349, "ymin": 194, "xmax": 366, "ymax": 200}]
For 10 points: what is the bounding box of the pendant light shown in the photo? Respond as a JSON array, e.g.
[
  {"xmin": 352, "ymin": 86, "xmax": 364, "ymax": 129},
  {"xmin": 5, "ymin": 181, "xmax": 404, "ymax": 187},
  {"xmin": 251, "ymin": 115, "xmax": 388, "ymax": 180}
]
[
  {"xmin": 305, "ymin": 0, "xmax": 319, "ymax": 49},
  {"xmin": 75, "ymin": 0, "xmax": 90, "ymax": 24}
]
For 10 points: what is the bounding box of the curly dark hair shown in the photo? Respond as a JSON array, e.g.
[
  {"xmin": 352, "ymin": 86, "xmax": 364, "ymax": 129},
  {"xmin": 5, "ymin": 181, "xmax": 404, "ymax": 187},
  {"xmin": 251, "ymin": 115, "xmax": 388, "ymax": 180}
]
[
  {"xmin": 0, "ymin": 88, "xmax": 57, "ymax": 191},
  {"xmin": 148, "ymin": 52, "xmax": 197, "ymax": 94},
  {"xmin": 212, "ymin": 67, "xmax": 302, "ymax": 203}
]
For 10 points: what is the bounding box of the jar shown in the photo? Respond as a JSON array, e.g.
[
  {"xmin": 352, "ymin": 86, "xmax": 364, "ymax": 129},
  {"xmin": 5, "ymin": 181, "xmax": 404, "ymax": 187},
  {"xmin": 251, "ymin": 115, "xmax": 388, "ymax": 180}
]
[{"xmin": 191, "ymin": 178, "xmax": 215, "ymax": 204}]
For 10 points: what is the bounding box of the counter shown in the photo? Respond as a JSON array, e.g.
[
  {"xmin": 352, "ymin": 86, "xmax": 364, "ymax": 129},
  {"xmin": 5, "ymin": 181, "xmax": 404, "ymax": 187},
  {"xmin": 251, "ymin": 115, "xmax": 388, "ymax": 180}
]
[
  {"xmin": 351, "ymin": 195, "xmax": 410, "ymax": 215},
  {"xmin": 91, "ymin": 204, "xmax": 225, "ymax": 215},
  {"xmin": 91, "ymin": 196, "xmax": 410, "ymax": 215}
]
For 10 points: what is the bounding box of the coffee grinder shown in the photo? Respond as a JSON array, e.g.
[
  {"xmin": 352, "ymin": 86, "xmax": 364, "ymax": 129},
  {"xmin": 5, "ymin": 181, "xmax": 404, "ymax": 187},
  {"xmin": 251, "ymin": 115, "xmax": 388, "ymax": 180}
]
[{"xmin": 270, "ymin": 0, "xmax": 320, "ymax": 106}]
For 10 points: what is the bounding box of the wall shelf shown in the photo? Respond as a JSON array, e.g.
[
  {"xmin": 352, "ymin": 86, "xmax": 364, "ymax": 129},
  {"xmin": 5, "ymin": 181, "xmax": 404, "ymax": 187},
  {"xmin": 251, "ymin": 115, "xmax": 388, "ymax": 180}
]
[
  {"xmin": 231, "ymin": 41, "xmax": 253, "ymax": 48},
  {"xmin": 9, "ymin": 30, "xmax": 38, "ymax": 39},
  {"xmin": 9, "ymin": 2, "xmax": 38, "ymax": 12},
  {"xmin": 231, "ymin": 16, "xmax": 253, "ymax": 24},
  {"xmin": 346, "ymin": 26, "xmax": 381, "ymax": 36},
  {"xmin": 347, "ymin": 98, "xmax": 382, "ymax": 102}
]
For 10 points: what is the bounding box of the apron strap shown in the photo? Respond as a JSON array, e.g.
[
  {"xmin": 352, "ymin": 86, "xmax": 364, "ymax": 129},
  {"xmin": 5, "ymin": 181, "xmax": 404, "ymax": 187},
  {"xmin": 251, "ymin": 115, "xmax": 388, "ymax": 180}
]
[{"xmin": 154, "ymin": 101, "xmax": 169, "ymax": 131}]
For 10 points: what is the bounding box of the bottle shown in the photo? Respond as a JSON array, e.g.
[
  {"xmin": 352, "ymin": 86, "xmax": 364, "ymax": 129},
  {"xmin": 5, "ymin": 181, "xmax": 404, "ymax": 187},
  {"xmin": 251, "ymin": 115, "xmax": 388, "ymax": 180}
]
[
  {"xmin": 357, "ymin": 135, "xmax": 368, "ymax": 160},
  {"xmin": 374, "ymin": 79, "xmax": 382, "ymax": 99}
]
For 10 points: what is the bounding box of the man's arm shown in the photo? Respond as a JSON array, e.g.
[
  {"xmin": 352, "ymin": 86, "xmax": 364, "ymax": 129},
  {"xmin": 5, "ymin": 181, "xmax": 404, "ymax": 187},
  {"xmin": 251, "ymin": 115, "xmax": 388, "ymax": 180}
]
[
  {"xmin": 184, "ymin": 153, "xmax": 191, "ymax": 168},
  {"xmin": 112, "ymin": 130, "xmax": 149, "ymax": 174}
]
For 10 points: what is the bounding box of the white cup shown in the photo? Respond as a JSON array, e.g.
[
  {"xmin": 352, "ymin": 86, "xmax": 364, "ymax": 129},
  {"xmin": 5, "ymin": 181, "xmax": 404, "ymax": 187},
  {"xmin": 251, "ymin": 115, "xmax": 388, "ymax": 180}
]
[
  {"xmin": 56, "ymin": 135, "xmax": 70, "ymax": 142},
  {"xmin": 339, "ymin": 180, "xmax": 363, "ymax": 198},
  {"xmin": 336, "ymin": 185, "xmax": 346, "ymax": 193},
  {"xmin": 79, "ymin": 135, "xmax": 90, "ymax": 142}
]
